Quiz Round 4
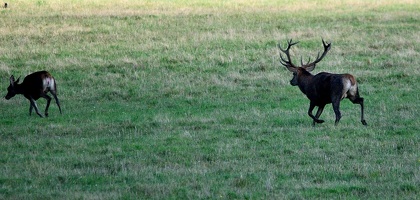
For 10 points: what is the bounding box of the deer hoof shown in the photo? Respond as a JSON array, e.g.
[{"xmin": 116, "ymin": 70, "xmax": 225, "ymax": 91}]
[
  {"xmin": 316, "ymin": 119, "xmax": 324, "ymax": 124},
  {"xmin": 361, "ymin": 120, "xmax": 367, "ymax": 126}
]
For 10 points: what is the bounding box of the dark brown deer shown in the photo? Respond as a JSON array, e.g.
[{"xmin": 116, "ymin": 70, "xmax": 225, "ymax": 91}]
[
  {"xmin": 278, "ymin": 39, "xmax": 367, "ymax": 126},
  {"xmin": 5, "ymin": 71, "xmax": 62, "ymax": 117}
]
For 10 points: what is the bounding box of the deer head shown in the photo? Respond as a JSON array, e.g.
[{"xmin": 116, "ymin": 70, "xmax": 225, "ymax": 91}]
[
  {"xmin": 5, "ymin": 75, "xmax": 21, "ymax": 100},
  {"xmin": 278, "ymin": 39, "xmax": 331, "ymax": 85}
]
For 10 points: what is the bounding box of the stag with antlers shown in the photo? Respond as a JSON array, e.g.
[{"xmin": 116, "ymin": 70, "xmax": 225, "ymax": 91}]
[{"xmin": 278, "ymin": 39, "xmax": 367, "ymax": 126}]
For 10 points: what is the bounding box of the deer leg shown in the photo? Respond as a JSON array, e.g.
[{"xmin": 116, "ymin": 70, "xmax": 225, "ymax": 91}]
[
  {"xmin": 29, "ymin": 103, "xmax": 33, "ymax": 116},
  {"xmin": 50, "ymin": 91, "xmax": 62, "ymax": 114},
  {"xmin": 349, "ymin": 97, "xmax": 367, "ymax": 126},
  {"xmin": 308, "ymin": 102, "xmax": 321, "ymax": 126},
  {"xmin": 308, "ymin": 102, "xmax": 316, "ymax": 126},
  {"xmin": 42, "ymin": 94, "xmax": 52, "ymax": 117},
  {"xmin": 308, "ymin": 102, "xmax": 325, "ymax": 126},
  {"xmin": 314, "ymin": 105, "xmax": 325, "ymax": 124},
  {"xmin": 359, "ymin": 98, "xmax": 367, "ymax": 125},
  {"xmin": 332, "ymin": 100, "xmax": 341, "ymax": 126},
  {"xmin": 29, "ymin": 98, "xmax": 44, "ymax": 118}
]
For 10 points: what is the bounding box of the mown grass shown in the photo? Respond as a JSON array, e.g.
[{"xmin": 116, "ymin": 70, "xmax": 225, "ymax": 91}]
[{"xmin": 1, "ymin": 0, "xmax": 419, "ymax": 199}]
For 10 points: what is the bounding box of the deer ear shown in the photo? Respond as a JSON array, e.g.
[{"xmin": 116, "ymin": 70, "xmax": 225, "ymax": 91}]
[
  {"xmin": 286, "ymin": 66, "xmax": 297, "ymax": 73},
  {"xmin": 9, "ymin": 75, "xmax": 15, "ymax": 85},
  {"xmin": 304, "ymin": 64, "xmax": 316, "ymax": 72}
]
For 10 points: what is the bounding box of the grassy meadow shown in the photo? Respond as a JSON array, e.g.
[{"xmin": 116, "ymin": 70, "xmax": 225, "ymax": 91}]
[{"xmin": 1, "ymin": 0, "xmax": 419, "ymax": 199}]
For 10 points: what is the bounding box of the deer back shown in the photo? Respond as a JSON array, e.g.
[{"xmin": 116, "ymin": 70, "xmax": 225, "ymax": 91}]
[{"xmin": 20, "ymin": 71, "xmax": 55, "ymax": 100}]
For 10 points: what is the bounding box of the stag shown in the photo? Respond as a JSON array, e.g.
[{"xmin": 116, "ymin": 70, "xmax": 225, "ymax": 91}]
[
  {"xmin": 278, "ymin": 39, "xmax": 367, "ymax": 126},
  {"xmin": 5, "ymin": 71, "xmax": 62, "ymax": 117}
]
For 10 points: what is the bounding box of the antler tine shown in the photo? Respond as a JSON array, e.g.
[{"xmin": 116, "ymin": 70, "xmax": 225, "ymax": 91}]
[
  {"xmin": 279, "ymin": 53, "xmax": 289, "ymax": 65},
  {"xmin": 314, "ymin": 52, "xmax": 321, "ymax": 62},
  {"xmin": 279, "ymin": 57, "xmax": 287, "ymax": 66},
  {"xmin": 278, "ymin": 39, "xmax": 299, "ymax": 68},
  {"xmin": 288, "ymin": 38, "xmax": 298, "ymax": 45},
  {"xmin": 301, "ymin": 56, "xmax": 311, "ymax": 66},
  {"xmin": 302, "ymin": 39, "xmax": 332, "ymax": 69},
  {"xmin": 278, "ymin": 39, "xmax": 299, "ymax": 52},
  {"xmin": 314, "ymin": 39, "xmax": 331, "ymax": 62},
  {"xmin": 321, "ymin": 38, "xmax": 330, "ymax": 48}
]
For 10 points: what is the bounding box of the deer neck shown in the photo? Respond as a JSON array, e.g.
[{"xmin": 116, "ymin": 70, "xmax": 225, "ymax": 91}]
[
  {"xmin": 297, "ymin": 73, "xmax": 314, "ymax": 95},
  {"xmin": 14, "ymin": 83, "xmax": 26, "ymax": 94}
]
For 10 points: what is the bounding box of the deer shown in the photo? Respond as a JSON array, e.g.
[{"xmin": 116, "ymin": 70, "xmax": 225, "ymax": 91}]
[
  {"xmin": 4, "ymin": 71, "xmax": 62, "ymax": 118},
  {"xmin": 278, "ymin": 39, "xmax": 367, "ymax": 126}
]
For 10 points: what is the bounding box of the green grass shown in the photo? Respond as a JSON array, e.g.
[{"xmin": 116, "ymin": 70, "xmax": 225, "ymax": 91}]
[{"xmin": 1, "ymin": 0, "xmax": 419, "ymax": 199}]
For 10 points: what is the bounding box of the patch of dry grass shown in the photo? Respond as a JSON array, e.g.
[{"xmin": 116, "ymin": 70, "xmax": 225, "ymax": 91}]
[{"xmin": 4, "ymin": 0, "xmax": 418, "ymax": 16}]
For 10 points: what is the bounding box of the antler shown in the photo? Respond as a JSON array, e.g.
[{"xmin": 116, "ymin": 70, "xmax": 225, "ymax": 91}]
[
  {"xmin": 278, "ymin": 39, "xmax": 299, "ymax": 71},
  {"xmin": 301, "ymin": 39, "xmax": 331, "ymax": 71}
]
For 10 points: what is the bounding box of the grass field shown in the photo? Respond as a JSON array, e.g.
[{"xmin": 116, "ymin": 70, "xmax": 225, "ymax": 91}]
[{"xmin": 1, "ymin": 0, "xmax": 419, "ymax": 199}]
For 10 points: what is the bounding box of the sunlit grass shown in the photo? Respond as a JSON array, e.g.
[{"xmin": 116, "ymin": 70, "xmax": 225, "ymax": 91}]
[
  {"xmin": 0, "ymin": 0, "xmax": 419, "ymax": 199},
  {"xmin": 5, "ymin": 0, "xmax": 419, "ymax": 16}
]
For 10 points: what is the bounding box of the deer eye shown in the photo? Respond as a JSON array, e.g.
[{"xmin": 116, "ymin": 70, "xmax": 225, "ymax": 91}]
[{"xmin": 293, "ymin": 72, "xmax": 297, "ymax": 76}]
